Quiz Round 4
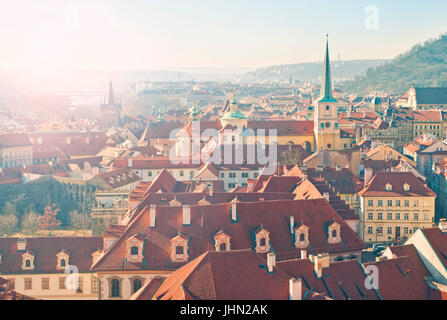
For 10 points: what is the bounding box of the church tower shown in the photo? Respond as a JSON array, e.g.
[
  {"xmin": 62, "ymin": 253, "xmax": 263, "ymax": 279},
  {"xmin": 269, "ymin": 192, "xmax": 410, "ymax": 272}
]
[{"xmin": 314, "ymin": 36, "xmax": 340, "ymax": 150}]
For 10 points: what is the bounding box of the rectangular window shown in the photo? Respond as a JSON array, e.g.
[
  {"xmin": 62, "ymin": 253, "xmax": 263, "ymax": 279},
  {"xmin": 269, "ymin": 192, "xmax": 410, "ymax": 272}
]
[
  {"xmin": 42, "ymin": 277, "xmax": 49, "ymax": 290},
  {"xmin": 387, "ymin": 227, "xmax": 393, "ymax": 234},
  {"xmin": 395, "ymin": 213, "xmax": 401, "ymax": 220},
  {"xmin": 59, "ymin": 277, "xmax": 66, "ymax": 289},
  {"xmin": 179, "ymin": 170, "xmax": 184, "ymax": 177},
  {"xmin": 414, "ymin": 200, "xmax": 419, "ymax": 207},
  {"xmin": 368, "ymin": 212, "xmax": 373, "ymax": 220},
  {"xmin": 404, "ymin": 227, "xmax": 409, "ymax": 234},
  {"xmin": 377, "ymin": 212, "xmax": 383, "ymax": 220},
  {"xmin": 414, "ymin": 213, "xmax": 419, "ymax": 221},
  {"xmin": 242, "ymin": 172, "xmax": 248, "ymax": 178},
  {"xmin": 77, "ymin": 277, "xmax": 83, "ymax": 293},
  {"xmin": 378, "ymin": 200, "xmax": 383, "ymax": 207},
  {"xmin": 387, "ymin": 213, "xmax": 393, "ymax": 220},
  {"xmin": 367, "ymin": 227, "xmax": 373, "ymax": 234},
  {"xmin": 387, "ymin": 200, "xmax": 393, "ymax": 207},
  {"xmin": 377, "ymin": 227, "xmax": 383, "ymax": 234},
  {"xmin": 404, "ymin": 200, "xmax": 409, "ymax": 207},
  {"xmin": 396, "ymin": 200, "xmax": 401, "ymax": 207},
  {"xmin": 221, "ymin": 173, "xmax": 224, "ymax": 178},
  {"xmin": 7, "ymin": 279, "xmax": 15, "ymax": 290},
  {"xmin": 25, "ymin": 278, "xmax": 32, "ymax": 290},
  {"xmin": 148, "ymin": 171, "xmax": 152, "ymax": 177},
  {"xmin": 368, "ymin": 200, "xmax": 374, "ymax": 207},
  {"xmin": 404, "ymin": 213, "xmax": 409, "ymax": 220},
  {"xmin": 91, "ymin": 277, "xmax": 99, "ymax": 293}
]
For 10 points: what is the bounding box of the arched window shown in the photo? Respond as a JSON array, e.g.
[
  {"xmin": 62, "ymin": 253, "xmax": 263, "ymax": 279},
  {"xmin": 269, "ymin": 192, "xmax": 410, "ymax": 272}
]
[
  {"xmin": 25, "ymin": 259, "xmax": 31, "ymax": 268},
  {"xmin": 219, "ymin": 243, "xmax": 227, "ymax": 251},
  {"xmin": 332, "ymin": 230, "xmax": 337, "ymax": 238},
  {"xmin": 60, "ymin": 259, "xmax": 66, "ymax": 267},
  {"xmin": 130, "ymin": 247, "xmax": 139, "ymax": 255},
  {"xmin": 132, "ymin": 279, "xmax": 142, "ymax": 294},
  {"xmin": 111, "ymin": 279, "xmax": 120, "ymax": 298},
  {"xmin": 260, "ymin": 238, "xmax": 266, "ymax": 247},
  {"xmin": 176, "ymin": 246, "xmax": 184, "ymax": 254}
]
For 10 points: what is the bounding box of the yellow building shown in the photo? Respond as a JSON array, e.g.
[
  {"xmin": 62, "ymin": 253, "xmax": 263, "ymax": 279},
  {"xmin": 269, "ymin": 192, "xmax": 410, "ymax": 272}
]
[
  {"xmin": 412, "ymin": 110, "xmax": 443, "ymax": 139},
  {"xmin": 359, "ymin": 172, "xmax": 436, "ymax": 244}
]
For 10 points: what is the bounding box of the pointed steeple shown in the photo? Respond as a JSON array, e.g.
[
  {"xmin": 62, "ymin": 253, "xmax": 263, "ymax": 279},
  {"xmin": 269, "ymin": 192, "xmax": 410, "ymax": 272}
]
[
  {"xmin": 318, "ymin": 35, "xmax": 336, "ymax": 102},
  {"xmin": 107, "ymin": 81, "xmax": 115, "ymax": 105}
]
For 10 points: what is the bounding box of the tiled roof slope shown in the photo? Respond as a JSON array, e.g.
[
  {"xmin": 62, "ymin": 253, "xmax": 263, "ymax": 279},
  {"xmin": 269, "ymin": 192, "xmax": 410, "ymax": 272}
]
[
  {"xmin": 91, "ymin": 199, "xmax": 365, "ymax": 272},
  {"xmin": 0, "ymin": 237, "xmax": 103, "ymax": 274}
]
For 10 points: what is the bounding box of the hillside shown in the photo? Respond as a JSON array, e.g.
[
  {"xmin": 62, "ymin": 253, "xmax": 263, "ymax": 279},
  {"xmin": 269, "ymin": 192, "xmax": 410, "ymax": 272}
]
[
  {"xmin": 238, "ymin": 59, "xmax": 387, "ymax": 83},
  {"xmin": 343, "ymin": 34, "xmax": 447, "ymax": 94}
]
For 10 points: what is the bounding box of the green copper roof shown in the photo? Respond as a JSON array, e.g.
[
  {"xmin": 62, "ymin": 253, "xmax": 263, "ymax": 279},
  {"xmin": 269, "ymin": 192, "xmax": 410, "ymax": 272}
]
[
  {"xmin": 318, "ymin": 36, "xmax": 337, "ymax": 103},
  {"xmin": 222, "ymin": 110, "xmax": 247, "ymax": 120}
]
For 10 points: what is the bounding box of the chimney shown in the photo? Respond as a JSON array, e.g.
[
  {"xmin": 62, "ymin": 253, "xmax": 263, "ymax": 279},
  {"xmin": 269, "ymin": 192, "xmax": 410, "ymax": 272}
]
[
  {"xmin": 182, "ymin": 205, "xmax": 191, "ymax": 225},
  {"xmin": 149, "ymin": 204, "xmax": 156, "ymax": 228},
  {"xmin": 364, "ymin": 167, "xmax": 373, "ymax": 185},
  {"xmin": 267, "ymin": 252, "xmax": 276, "ymax": 273},
  {"xmin": 336, "ymin": 165, "xmax": 342, "ymax": 172},
  {"xmin": 209, "ymin": 184, "xmax": 214, "ymax": 197},
  {"xmin": 231, "ymin": 198, "xmax": 238, "ymax": 222},
  {"xmin": 289, "ymin": 278, "xmax": 302, "ymax": 300},
  {"xmin": 17, "ymin": 237, "xmax": 27, "ymax": 251},
  {"xmin": 37, "ymin": 137, "xmax": 42, "ymax": 145},
  {"xmin": 439, "ymin": 219, "xmax": 447, "ymax": 233},
  {"xmin": 323, "ymin": 192, "xmax": 330, "ymax": 202},
  {"xmin": 314, "ymin": 253, "xmax": 330, "ymax": 278},
  {"xmin": 301, "ymin": 249, "xmax": 307, "ymax": 260},
  {"xmin": 128, "ymin": 158, "xmax": 133, "ymax": 168},
  {"xmin": 86, "ymin": 137, "xmax": 91, "ymax": 144},
  {"xmin": 66, "ymin": 137, "xmax": 71, "ymax": 145},
  {"xmin": 317, "ymin": 165, "xmax": 324, "ymax": 172},
  {"xmin": 290, "ymin": 216, "xmax": 294, "ymax": 234}
]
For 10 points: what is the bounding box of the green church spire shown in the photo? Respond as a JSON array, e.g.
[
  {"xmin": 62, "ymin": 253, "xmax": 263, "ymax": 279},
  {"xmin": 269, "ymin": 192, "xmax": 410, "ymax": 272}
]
[{"xmin": 318, "ymin": 35, "xmax": 337, "ymax": 103}]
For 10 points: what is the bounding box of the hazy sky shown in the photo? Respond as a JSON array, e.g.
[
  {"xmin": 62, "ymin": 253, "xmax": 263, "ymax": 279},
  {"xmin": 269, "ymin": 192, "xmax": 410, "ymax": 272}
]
[{"xmin": 1, "ymin": 0, "xmax": 446, "ymax": 71}]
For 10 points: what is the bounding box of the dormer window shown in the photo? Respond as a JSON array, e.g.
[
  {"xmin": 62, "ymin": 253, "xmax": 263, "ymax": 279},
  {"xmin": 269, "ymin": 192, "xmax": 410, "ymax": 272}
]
[
  {"xmin": 385, "ymin": 183, "xmax": 392, "ymax": 191},
  {"xmin": 327, "ymin": 221, "xmax": 341, "ymax": 244},
  {"xmin": 254, "ymin": 227, "xmax": 270, "ymax": 254},
  {"xmin": 403, "ymin": 183, "xmax": 410, "ymax": 191},
  {"xmin": 22, "ymin": 252, "xmax": 35, "ymax": 270},
  {"xmin": 91, "ymin": 249, "xmax": 102, "ymax": 265},
  {"xmin": 170, "ymin": 233, "xmax": 189, "ymax": 263},
  {"xmin": 126, "ymin": 233, "xmax": 145, "ymax": 263},
  {"xmin": 294, "ymin": 224, "xmax": 309, "ymax": 249},
  {"xmin": 56, "ymin": 250, "xmax": 70, "ymax": 270},
  {"xmin": 214, "ymin": 230, "xmax": 231, "ymax": 252}
]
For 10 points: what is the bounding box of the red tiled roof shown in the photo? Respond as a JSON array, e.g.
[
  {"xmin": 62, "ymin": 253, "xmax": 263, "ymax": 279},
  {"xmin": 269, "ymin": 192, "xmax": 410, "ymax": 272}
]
[
  {"xmin": 92, "ymin": 199, "xmax": 365, "ymax": 272},
  {"xmin": 0, "ymin": 134, "xmax": 32, "ymax": 148},
  {"xmin": 133, "ymin": 250, "xmax": 290, "ymax": 300},
  {"xmin": 95, "ymin": 168, "xmax": 141, "ymax": 189},
  {"xmin": 358, "ymin": 172, "xmax": 436, "ymax": 197},
  {"xmin": 0, "ymin": 237, "xmax": 103, "ymax": 274},
  {"xmin": 420, "ymin": 228, "xmax": 447, "ymax": 269},
  {"xmin": 247, "ymin": 120, "xmax": 314, "ymax": 136}
]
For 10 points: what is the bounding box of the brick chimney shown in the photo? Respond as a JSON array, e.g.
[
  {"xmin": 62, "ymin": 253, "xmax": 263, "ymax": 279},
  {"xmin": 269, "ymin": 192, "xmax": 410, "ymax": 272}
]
[
  {"xmin": 149, "ymin": 204, "xmax": 156, "ymax": 228},
  {"xmin": 182, "ymin": 205, "xmax": 191, "ymax": 225},
  {"xmin": 301, "ymin": 249, "xmax": 307, "ymax": 259},
  {"xmin": 364, "ymin": 167, "xmax": 373, "ymax": 185},
  {"xmin": 313, "ymin": 253, "xmax": 330, "ymax": 278},
  {"xmin": 17, "ymin": 237, "xmax": 27, "ymax": 252},
  {"xmin": 231, "ymin": 198, "xmax": 237, "ymax": 222},
  {"xmin": 290, "ymin": 216, "xmax": 294, "ymax": 235},
  {"xmin": 128, "ymin": 158, "xmax": 133, "ymax": 168},
  {"xmin": 289, "ymin": 278, "xmax": 302, "ymax": 300},
  {"xmin": 323, "ymin": 192, "xmax": 330, "ymax": 202},
  {"xmin": 267, "ymin": 252, "xmax": 276, "ymax": 273}
]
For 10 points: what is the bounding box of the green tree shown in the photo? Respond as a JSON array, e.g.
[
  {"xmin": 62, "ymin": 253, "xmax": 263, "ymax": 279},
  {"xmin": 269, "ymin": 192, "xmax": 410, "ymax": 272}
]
[
  {"xmin": 38, "ymin": 205, "xmax": 62, "ymax": 236},
  {"xmin": 70, "ymin": 210, "xmax": 92, "ymax": 236},
  {"xmin": 0, "ymin": 214, "xmax": 18, "ymax": 236},
  {"xmin": 21, "ymin": 211, "xmax": 40, "ymax": 237}
]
